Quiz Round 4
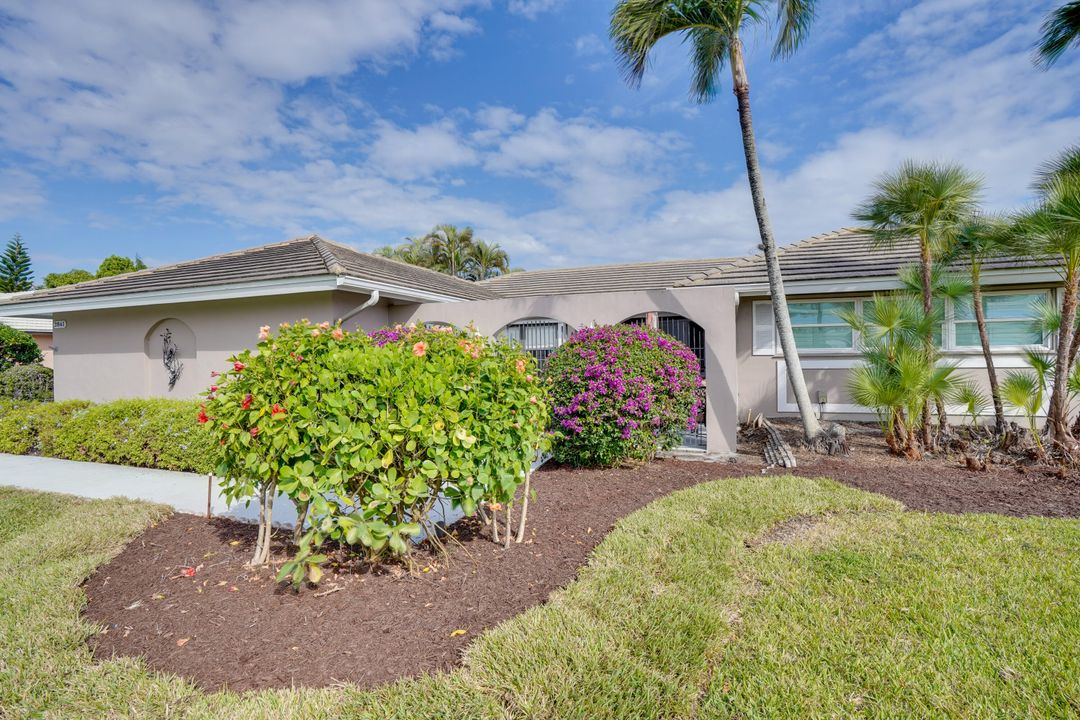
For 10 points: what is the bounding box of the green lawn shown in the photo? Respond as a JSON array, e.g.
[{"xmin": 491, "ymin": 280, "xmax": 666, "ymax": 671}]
[{"xmin": 1, "ymin": 478, "xmax": 1076, "ymax": 719}]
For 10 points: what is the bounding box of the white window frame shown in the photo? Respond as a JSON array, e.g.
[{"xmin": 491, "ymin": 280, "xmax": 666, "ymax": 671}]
[
  {"xmin": 787, "ymin": 299, "xmax": 858, "ymax": 354},
  {"xmin": 752, "ymin": 289, "xmax": 1056, "ymax": 358}
]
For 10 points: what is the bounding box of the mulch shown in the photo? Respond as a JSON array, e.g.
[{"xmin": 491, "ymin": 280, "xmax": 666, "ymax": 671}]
[{"xmin": 82, "ymin": 439, "xmax": 1080, "ymax": 692}]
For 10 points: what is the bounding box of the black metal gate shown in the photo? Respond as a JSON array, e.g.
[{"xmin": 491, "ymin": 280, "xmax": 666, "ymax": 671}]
[{"xmin": 623, "ymin": 314, "xmax": 707, "ymax": 450}]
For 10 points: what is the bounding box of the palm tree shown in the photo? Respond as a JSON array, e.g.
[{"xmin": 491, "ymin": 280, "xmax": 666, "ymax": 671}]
[
  {"xmin": 1036, "ymin": 0, "xmax": 1080, "ymax": 68},
  {"xmin": 1011, "ymin": 146, "xmax": 1080, "ymax": 448},
  {"xmin": 466, "ymin": 240, "xmax": 510, "ymax": 280},
  {"xmin": 427, "ymin": 224, "xmax": 475, "ymax": 278},
  {"xmin": 610, "ymin": 0, "xmax": 823, "ymax": 444},
  {"xmin": 949, "ymin": 215, "xmax": 1011, "ymax": 430},
  {"xmin": 854, "ymin": 161, "xmax": 982, "ymax": 448}
]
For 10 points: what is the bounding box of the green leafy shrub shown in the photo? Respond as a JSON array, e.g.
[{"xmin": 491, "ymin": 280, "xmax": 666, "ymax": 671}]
[
  {"xmin": 0, "ymin": 323, "xmax": 42, "ymax": 372},
  {"xmin": 0, "ymin": 364, "xmax": 53, "ymax": 401},
  {"xmin": 0, "ymin": 400, "xmax": 91, "ymax": 455},
  {"xmin": 202, "ymin": 320, "xmax": 549, "ymax": 578},
  {"xmin": 48, "ymin": 399, "xmax": 217, "ymax": 472},
  {"xmin": 545, "ymin": 325, "xmax": 703, "ymax": 467}
]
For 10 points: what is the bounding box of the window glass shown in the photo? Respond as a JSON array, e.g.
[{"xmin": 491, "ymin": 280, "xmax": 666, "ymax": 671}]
[
  {"xmin": 954, "ymin": 292, "xmax": 1046, "ymax": 348},
  {"xmin": 789, "ymin": 301, "xmax": 854, "ymax": 350}
]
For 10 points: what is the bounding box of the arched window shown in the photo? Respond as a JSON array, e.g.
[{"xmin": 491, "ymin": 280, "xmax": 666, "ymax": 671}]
[{"xmin": 498, "ymin": 318, "xmax": 571, "ymax": 369}]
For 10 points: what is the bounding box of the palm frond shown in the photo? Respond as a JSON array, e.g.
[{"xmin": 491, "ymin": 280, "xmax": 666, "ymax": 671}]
[
  {"xmin": 771, "ymin": 0, "xmax": 816, "ymax": 59},
  {"xmin": 1035, "ymin": 0, "xmax": 1080, "ymax": 68},
  {"xmin": 687, "ymin": 26, "xmax": 729, "ymax": 102},
  {"xmin": 951, "ymin": 381, "xmax": 989, "ymax": 423}
]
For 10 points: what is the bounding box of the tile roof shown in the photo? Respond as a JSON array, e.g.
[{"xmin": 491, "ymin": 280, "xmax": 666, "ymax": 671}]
[
  {"xmin": 676, "ymin": 228, "xmax": 1043, "ymax": 288},
  {"xmin": 478, "ymin": 257, "xmax": 739, "ymax": 297},
  {"xmin": 0, "ymin": 235, "xmax": 497, "ymax": 309}
]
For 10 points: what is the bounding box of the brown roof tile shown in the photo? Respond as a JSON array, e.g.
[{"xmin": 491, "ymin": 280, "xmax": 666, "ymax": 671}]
[{"xmin": 478, "ymin": 257, "xmax": 739, "ymax": 297}]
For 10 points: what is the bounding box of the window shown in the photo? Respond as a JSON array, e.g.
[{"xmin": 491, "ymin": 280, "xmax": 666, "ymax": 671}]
[
  {"xmin": 954, "ymin": 292, "xmax": 1047, "ymax": 348},
  {"xmin": 862, "ymin": 298, "xmax": 945, "ymax": 348},
  {"xmin": 499, "ymin": 318, "xmax": 570, "ymax": 368},
  {"xmin": 789, "ymin": 301, "xmax": 855, "ymax": 350}
]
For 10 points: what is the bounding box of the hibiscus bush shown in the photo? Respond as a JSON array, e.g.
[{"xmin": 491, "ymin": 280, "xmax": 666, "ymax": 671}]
[
  {"xmin": 201, "ymin": 320, "xmax": 548, "ymax": 583},
  {"xmin": 546, "ymin": 324, "xmax": 703, "ymax": 467}
]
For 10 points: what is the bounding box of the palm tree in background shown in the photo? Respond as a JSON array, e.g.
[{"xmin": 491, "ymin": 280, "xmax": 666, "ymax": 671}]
[
  {"xmin": 466, "ymin": 240, "xmax": 511, "ymax": 280},
  {"xmin": 855, "ymin": 161, "xmax": 982, "ymax": 449},
  {"xmin": 1011, "ymin": 146, "xmax": 1080, "ymax": 448},
  {"xmin": 610, "ymin": 0, "xmax": 824, "ymax": 444},
  {"xmin": 1036, "ymin": 1, "xmax": 1080, "ymax": 68},
  {"xmin": 427, "ymin": 224, "xmax": 474, "ymax": 278}
]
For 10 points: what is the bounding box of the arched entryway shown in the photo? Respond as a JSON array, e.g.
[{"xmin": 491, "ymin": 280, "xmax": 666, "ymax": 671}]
[
  {"xmin": 622, "ymin": 312, "xmax": 707, "ymax": 449},
  {"xmin": 497, "ymin": 317, "xmax": 572, "ymax": 369}
]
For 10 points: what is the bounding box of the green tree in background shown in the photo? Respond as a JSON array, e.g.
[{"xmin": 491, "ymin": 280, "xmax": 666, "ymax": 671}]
[
  {"xmin": 96, "ymin": 254, "xmax": 146, "ymax": 278},
  {"xmin": 377, "ymin": 225, "xmax": 516, "ymax": 280},
  {"xmin": 0, "ymin": 234, "xmax": 33, "ymax": 292},
  {"xmin": 44, "ymin": 269, "xmax": 95, "ymax": 288}
]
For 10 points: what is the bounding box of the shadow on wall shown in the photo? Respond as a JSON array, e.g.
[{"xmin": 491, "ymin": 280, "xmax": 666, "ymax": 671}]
[{"xmin": 144, "ymin": 318, "xmax": 196, "ymax": 396}]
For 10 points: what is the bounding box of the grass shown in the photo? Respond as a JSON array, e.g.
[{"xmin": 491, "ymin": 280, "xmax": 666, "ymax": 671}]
[{"xmin": 0, "ymin": 477, "xmax": 1076, "ymax": 719}]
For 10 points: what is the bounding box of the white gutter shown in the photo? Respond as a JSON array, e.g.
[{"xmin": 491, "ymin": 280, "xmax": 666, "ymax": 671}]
[
  {"xmin": 0, "ymin": 274, "xmax": 478, "ymax": 317},
  {"xmin": 729, "ymin": 266, "xmax": 1063, "ymax": 297}
]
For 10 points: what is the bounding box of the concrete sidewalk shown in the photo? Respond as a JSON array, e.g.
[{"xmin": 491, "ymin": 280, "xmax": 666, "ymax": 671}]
[{"xmin": 0, "ymin": 453, "xmax": 296, "ymax": 526}]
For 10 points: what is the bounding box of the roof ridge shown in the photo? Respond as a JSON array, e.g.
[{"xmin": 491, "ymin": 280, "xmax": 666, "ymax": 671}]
[
  {"xmin": 308, "ymin": 235, "xmax": 348, "ymax": 275},
  {"xmin": 478, "ymin": 256, "xmax": 738, "ymax": 284},
  {"xmin": 11, "ymin": 236, "xmax": 320, "ymax": 301}
]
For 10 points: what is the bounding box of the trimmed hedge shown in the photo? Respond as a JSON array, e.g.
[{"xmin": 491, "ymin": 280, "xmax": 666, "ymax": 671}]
[
  {"xmin": 0, "ymin": 364, "xmax": 54, "ymax": 401},
  {"xmin": 0, "ymin": 323, "xmax": 42, "ymax": 372},
  {"xmin": 0, "ymin": 398, "xmax": 218, "ymax": 473}
]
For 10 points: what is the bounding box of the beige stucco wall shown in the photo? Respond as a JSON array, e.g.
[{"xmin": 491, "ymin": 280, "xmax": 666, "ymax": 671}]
[
  {"xmin": 390, "ymin": 287, "xmax": 740, "ymax": 455},
  {"xmin": 52, "ymin": 292, "xmax": 395, "ymax": 402}
]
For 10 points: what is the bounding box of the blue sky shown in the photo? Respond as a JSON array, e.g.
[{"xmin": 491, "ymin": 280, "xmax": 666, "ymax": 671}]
[{"xmin": 0, "ymin": 0, "xmax": 1078, "ymax": 278}]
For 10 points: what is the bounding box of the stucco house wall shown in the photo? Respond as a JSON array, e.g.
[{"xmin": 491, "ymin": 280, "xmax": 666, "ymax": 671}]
[
  {"xmin": 51, "ymin": 292, "xmax": 359, "ymax": 402},
  {"xmin": 391, "ymin": 286, "xmax": 739, "ymax": 456}
]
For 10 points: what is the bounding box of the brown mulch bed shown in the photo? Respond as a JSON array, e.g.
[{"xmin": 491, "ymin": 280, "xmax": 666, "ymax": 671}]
[
  {"xmin": 82, "ymin": 437, "xmax": 1080, "ymax": 692},
  {"xmin": 753, "ymin": 419, "xmax": 1080, "ymax": 519},
  {"xmin": 83, "ymin": 461, "xmax": 710, "ymax": 692}
]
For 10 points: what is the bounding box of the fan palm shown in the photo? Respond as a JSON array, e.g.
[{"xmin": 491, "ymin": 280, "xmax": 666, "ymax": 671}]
[
  {"xmin": 465, "ymin": 240, "xmax": 510, "ymax": 280},
  {"xmin": 854, "ymin": 161, "xmax": 982, "ymax": 447},
  {"xmin": 1010, "ymin": 146, "xmax": 1080, "ymax": 447},
  {"xmin": 1036, "ymin": 0, "xmax": 1080, "ymax": 68},
  {"xmin": 610, "ymin": 0, "xmax": 823, "ymax": 443},
  {"xmin": 947, "ymin": 214, "xmax": 1012, "ymax": 429},
  {"xmin": 426, "ymin": 224, "xmax": 475, "ymax": 278}
]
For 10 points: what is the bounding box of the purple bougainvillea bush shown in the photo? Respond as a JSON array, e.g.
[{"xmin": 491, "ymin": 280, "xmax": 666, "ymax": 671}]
[{"xmin": 546, "ymin": 324, "xmax": 704, "ymax": 467}]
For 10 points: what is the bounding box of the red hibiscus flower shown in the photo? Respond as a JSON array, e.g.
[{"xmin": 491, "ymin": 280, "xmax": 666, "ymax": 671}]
[
  {"xmin": 233, "ymin": 361, "xmax": 246, "ymax": 372},
  {"xmin": 241, "ymin": 393, "xmax": 253, "ymax": 410},
  {"xmin": 250, "ymin": 427, "xmax": 260, "ymax": 438},
  {"xmin": 197, "ymin": 406, "xmax": 210, "ymax": 424},
  {"xmin": 271, "ymin": 403, "xmax": 286, "ymax": 417}
]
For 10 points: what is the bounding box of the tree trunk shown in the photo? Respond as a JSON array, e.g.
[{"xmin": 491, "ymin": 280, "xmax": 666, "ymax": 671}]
[
  {"xmin": 1048, "ymin": 270, "xmax": 1079, "ymax": 448},
  {"xmin": 918, "ymin": 237, "xmax": 936, "ymax": 450},
  {"xmin": 294, "ymin": 501, "xmax": 309, "ymax": 546},
  {"xmin": 971, "ymin": 263, "xmax": 1005, "ymax": 430},
  {"xmin": 515, "ymin": 473, "xmax": 531, "ymax": 543},
  {"xmin": 729, "ymin": 38, "xmax": 822, "ymax": 444}
]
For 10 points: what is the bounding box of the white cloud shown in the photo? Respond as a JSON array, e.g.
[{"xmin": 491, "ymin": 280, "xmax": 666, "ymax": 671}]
[
  {"xmin": 574, "ymin": 33, "xmax": 607, "ymax": 57},
  {"xmin": 506, "ymin": 0, "xmax": 564, "ymax": 20},
  {"xmin": 367, "ymin": 120, "xmax": 479, "ymax": 180},
  {"xmin": 0, "ymin": 168, "xmax": 45, "ymax": 221}
]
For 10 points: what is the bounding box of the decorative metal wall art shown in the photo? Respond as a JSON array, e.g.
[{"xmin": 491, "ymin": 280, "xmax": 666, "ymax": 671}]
[{"xmin": 161, "ymin": 328, "xmax": 183, "ymax": 390}]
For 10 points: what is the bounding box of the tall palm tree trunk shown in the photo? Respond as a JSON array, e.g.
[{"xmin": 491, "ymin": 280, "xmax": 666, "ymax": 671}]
[
  {"xmin": 729, "ymin": 38, "xmax": 822, "ymax": 443},
  {"xmin": 917, "ymin": 238, "xmax": 938, "ymax": 448},
  {"xmin": 1048, "ymin": 270, "xmax": 1080, "ymax": 447},
  {"xmin": 970, "ymin": 264, "xmax": 1005, "ymax": 430}
]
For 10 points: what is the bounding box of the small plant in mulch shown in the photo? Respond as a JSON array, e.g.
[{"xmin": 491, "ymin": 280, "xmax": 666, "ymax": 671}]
[
  {"xmin": 200, "ymin": 321, "xmax": 549, "ymax": 588},
  {"xmin": 545, "ymin": 324, "xmax": 703, "ymax": 467}
]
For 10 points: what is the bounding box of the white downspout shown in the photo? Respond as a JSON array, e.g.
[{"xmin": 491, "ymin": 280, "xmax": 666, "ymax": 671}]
[{"xmin": 337, "ymin": 290, "xmax": 380, "ymax": 327}]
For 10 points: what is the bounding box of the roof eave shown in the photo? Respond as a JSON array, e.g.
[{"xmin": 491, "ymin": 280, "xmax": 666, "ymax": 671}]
[{"xmin": 724, "ymin": 266, "xmax": 1064, "ymax": 296}]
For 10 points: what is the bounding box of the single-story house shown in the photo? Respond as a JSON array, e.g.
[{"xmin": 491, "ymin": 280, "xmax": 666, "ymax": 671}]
[
  {"xmin": 0, "ymin": 231, "xmax": 1058, "ymax": 456},
  {"xmin": 0, "ymin": 292, "xmax": 53, "ymax": 368}
]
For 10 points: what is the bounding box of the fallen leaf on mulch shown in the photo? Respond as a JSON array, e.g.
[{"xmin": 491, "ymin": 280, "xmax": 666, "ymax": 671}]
[
  {"xmin": 124, "ymin": 600, "xmax": 143, "ymax": 610},
  {"xmin": 176, "ymin": 638, "xmax": 190, "ymax": 647},
  {"xmin": 180, "ymin": 567, "xmax": 196, "ymax": 577},
  {"xmin": 449, "ymin": 629, "xmax": 466, "ymax": 637}
]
